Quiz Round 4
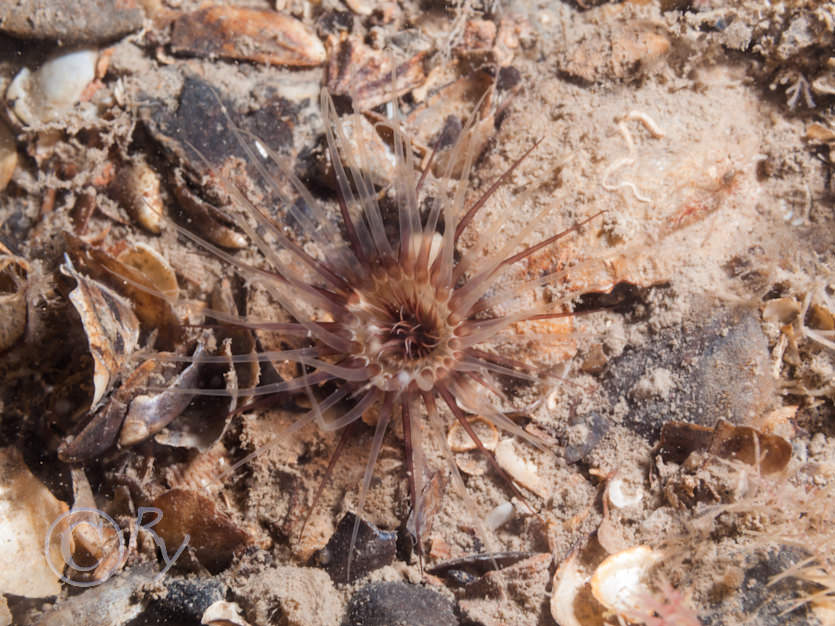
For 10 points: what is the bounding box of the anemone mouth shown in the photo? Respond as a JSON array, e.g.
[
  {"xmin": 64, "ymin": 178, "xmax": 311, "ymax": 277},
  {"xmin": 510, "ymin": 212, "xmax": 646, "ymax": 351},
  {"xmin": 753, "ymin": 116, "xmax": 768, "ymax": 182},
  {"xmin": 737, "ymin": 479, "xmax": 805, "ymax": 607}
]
[{"xmin": 345, "ymin": 249, "xmax": 460, "ymax": 393}]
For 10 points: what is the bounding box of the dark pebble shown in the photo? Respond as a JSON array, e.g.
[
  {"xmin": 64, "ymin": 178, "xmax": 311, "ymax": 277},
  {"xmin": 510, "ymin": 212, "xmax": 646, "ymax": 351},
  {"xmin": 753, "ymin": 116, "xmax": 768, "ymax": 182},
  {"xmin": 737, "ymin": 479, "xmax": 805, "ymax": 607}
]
[
  {"xmin": 497, "ymin": 66, "xmax": 521, "ymax": 91},
  {"xmin": 698, "ymin": 548, "xmax": 815, "ymax": 626},
  {"xmin": 127, "ymin": 577, "xmax": 225, "ymax": 625},
  {"xmin": 343, "ymin": 581, "xmax": 458, "ymax": 626},
  {"xmin": 315, "ymin": 512, "xmax": 397, "ymax": 584},
  {"xmin": 564, "ymin": 411, "xmax": 608, "ymax": 463}
]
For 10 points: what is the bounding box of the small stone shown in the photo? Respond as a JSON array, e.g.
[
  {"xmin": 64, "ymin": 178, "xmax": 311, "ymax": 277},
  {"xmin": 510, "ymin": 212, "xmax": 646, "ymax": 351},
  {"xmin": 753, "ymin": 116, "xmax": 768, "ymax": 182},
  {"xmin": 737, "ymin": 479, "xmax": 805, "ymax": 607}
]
[
  {"xmin": 150, "ymin": 488, "xmax": 251, "ymax": 573},
  {"xmin": 342, "ymin": 581, "xmax": 458, "ymax": 626},
  {"xmin": 315, "ymin": 512, "xmax": 396, "ymax": 584},
  {"xmin": 142, "ymin": 578, "xmax": 225, "ymax": 623}
]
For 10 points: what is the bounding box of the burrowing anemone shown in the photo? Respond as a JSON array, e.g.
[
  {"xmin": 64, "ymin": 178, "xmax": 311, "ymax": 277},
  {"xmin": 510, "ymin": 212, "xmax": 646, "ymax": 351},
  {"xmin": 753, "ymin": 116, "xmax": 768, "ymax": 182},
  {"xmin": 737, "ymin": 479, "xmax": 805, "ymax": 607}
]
[{"xmin": 167, "ymin": 87, "xmax": 599, "ymax": 572}]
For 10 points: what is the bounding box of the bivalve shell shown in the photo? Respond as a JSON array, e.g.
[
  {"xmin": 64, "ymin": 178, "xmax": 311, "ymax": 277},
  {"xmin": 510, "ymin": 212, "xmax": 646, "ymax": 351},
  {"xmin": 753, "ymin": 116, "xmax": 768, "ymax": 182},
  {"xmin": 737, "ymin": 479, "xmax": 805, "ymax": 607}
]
[
  {"xmin": 6, "ymin": 49, "xmax": 98, "ymax": 125},
  {"xmin": 117, "ymin": 160, "xmax": 164, "ymax": 234},
  {"xmin": 171, "ymin": 7, "xmax": 325, "ymax": 67},
  {"xmin": 116, "ymin": 243, "xmax": 178, "ymax": 300},
  {"xmin": 590, "ymin": 545, "xmax": 662, "ymax": 618}
]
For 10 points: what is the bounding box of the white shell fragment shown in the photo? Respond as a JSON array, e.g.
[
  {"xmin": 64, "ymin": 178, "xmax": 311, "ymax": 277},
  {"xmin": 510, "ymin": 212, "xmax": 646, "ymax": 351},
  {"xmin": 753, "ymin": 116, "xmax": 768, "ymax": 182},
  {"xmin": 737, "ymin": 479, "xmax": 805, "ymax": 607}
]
[
  {"xmin": 336, "ymin": 114, "xmax": 397, "ymax": 186},
  {"xmin": 0, "ymin": 447, "xmax": 69, "ymax": 597},
  {"xmin": 495, "ymin": 438, "xmax": 547, "ymax": 497},
  {"xmin": 201, "ymin": 600, "xmax": 252, "ymax": 626},
  {"xmin": 485, "ymin": 500, "xmax": 514, "ymax": 530},
  {"xmin": 590, "ymin": 545, "xmax": 663, "ymax": 617},
  {"xmin": 607, "ymin": 478, "xmax": 644, "ymax": 509},
  {"xmin": 762, "ymin": 297, "xmax": 801, "ymax": 325},
  {"xmin": 6, "ymin": 49, "xmax": 98, "ymax": 125},
  {"xmin": 550, "ymin": 552, "xmax": 586, "ymax": 626}
]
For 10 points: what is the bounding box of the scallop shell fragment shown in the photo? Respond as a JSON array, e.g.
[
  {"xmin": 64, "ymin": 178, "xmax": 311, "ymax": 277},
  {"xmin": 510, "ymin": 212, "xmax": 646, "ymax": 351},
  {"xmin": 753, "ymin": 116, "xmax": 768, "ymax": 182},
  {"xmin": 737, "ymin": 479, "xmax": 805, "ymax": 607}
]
[
  {"xmin": 590, "ymin": 545, "xmax": 663, "ymax": 618},
  {"xmin": 448, "ymin": 416, "xmax": 499, "ymax": 452}
]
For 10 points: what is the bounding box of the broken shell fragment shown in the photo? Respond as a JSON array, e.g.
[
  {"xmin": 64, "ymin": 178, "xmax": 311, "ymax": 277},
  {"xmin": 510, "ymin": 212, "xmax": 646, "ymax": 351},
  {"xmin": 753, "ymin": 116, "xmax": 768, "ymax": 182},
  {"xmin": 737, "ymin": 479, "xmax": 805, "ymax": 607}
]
[
  {"xmin": 326, "ymin": 34, "xmax": 427, "ymax": 110},
  {"xmin": 0, "ymin": 244, "xmax": 29, "ymax": 351},
  {"xmin": 658, "ymin": 419, "xmax": 792, "ymax": 475},
  {"xmin": 762, "ymin": 297, "xmax": 800, "ymax": 325},
  {"xmin": 448, "ymin": 416, "xmax": 499, "ymax": 452},
  {"xmin": 61, "ymin": 256, "xmax": 140, "ymax": 408},
  {"xmin": 59, "ymin": 359, "xmax": 156, "ymax": 462},
  {"xmin": 495, "ymin": 438, "xmax": 548, "ymax": 497},
  {"xmin": 590, "ymin": 545, "xmax": 663, "ymax": 618},
  {"xmin": 119, "ymin": 346, "xmax": 205, "ymax": 446},
  {"xmin": 117, "ymin": 243, "xmax": 178, "ymax": 300},
  {"xmin": 455, "ymin": 451, "xmax": 490, "ymax": 476},
  {"xmin": 607, "ymin": 478, "xmax": 644, "ymax": 509},
  {"xmin": 151, "ymin": 488, "xmax": 251, "ymax": 573},
  {"xmin": 550, "ymin": 552, "xmax": 588, "ymax": 626},
  {"xmin": 0, "ymin": 446, "xmax": 69, "ymax": 597},
  {"xmin": 6, "ymin": 49, "xmax": 98, "ymax": 125},
  {"xmin": 0, "ymin": 119, "xmax": 17, "ymax": 191},
  {"xmin": 171, "ymin": 7, "xmax": 325, "ymax": 67},
  {"xmin": 66, "ymin": 233, "xmax": 181, "ymax": 348},
  {"xmin": 333, "ymin": 114, "xmax": 397, "ymax": 186},
  {"xmin": 316, "ymin": 512, "xmax": 397, "ymax": 583},
  {"xmin": 116, "ymin": 160, "xmax": 164, "ymax": 234},
  {"xmin": 171, "ymin": 169, "xmax": 247, "ymax": 250},
  {"xmin": 202, "ymin": 600, "xmax": 252, "ymax": 626}
]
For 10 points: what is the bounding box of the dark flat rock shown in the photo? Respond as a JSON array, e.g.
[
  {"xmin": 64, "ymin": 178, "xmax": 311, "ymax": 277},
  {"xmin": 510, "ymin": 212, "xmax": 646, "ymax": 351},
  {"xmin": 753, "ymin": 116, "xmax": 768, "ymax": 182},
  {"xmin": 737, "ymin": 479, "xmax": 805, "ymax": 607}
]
[
  {"xmin": 601, "ymin": 308, "xmax": 775, "ymax": 442},
  {"xmin": 315, "ymin": 513, "xmax": 397, "ymax": 584},
  {"xmin": 343, "ymin": 582, "xmax": 458, "ymax": 626}
]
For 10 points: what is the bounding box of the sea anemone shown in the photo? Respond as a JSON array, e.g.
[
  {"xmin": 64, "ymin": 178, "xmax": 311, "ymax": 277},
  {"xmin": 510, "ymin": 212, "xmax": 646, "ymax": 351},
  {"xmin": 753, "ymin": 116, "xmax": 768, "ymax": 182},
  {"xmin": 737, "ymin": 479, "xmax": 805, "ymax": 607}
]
[{"xmin": 162, "ymin": 86, "xmax": 599, "ymax": 575}]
